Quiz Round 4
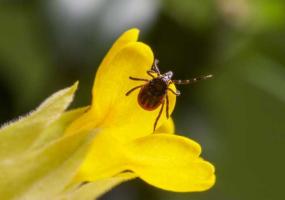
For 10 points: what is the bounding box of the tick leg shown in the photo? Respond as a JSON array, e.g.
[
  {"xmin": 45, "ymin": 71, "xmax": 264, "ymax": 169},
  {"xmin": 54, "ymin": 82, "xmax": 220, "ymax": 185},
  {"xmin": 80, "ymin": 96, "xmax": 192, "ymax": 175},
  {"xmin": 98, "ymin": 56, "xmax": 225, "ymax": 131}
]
[
  {"xmin": 147, "ymin": 70, "xmax": 156, "ymax": 78},
  {"xmin": 147, "ymin": 58, "xmax": 161, "ymax": 78},
  {"xmin": 129, "ymin": 76, "xmax": 149, "ymax": 82},
  {"xmin": 166, "ymin": 94, "xmax": 169, "ymax": 119},
  {"xmin": 167, "ymin": 88, "xmax": 181, "ymax": 96},
  {"xmin": 152, "ymin": 58, "xmax": 161, "ymax": 74},
  {"xmin": 153, "ymin": 100, "xmax": 165, "ymax": 132},
  {"xmin": 125, "ymin": 85, "xmax": 144, "ymax": 96}
]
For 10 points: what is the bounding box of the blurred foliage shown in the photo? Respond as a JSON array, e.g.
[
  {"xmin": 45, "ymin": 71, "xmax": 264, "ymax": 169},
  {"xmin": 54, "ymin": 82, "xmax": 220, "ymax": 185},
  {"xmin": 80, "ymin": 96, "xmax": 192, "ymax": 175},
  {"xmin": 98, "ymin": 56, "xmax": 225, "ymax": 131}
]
[
  {"xmin": 1, "ymin": 0, "xmax": 285, "ymax": 200},
  {"xmin": 0, "ymin": 3, "xmax": 60, "ymax": 124},
  {"xmin": 162, "ymin": 0, "xmax": 217, "ymax": 30}
]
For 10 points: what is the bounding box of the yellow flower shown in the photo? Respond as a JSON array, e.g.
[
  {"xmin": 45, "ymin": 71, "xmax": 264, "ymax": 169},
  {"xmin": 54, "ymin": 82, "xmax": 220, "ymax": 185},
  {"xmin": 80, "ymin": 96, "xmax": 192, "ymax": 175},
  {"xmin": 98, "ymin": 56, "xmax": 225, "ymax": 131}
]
[{"xmin": 66, "ymin": 28, "xmax": 215, "ymax": 192}]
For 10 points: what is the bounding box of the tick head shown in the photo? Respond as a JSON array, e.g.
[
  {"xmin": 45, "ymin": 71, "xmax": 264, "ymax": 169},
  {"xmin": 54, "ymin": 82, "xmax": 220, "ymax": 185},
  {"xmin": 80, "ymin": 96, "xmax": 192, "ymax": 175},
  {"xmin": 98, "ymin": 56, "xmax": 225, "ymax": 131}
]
[{"xmin": 161, "ymin": 71, "xmax": 173, "ymax": 83}]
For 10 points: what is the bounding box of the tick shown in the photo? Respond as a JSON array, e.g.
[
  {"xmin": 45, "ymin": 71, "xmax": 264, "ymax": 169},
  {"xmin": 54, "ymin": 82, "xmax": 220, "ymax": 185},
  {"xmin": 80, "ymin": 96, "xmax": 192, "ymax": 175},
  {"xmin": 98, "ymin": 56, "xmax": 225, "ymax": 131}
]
[{"xmin": 126, "ymin": 59, "xmax": 212, "ymax": 132}]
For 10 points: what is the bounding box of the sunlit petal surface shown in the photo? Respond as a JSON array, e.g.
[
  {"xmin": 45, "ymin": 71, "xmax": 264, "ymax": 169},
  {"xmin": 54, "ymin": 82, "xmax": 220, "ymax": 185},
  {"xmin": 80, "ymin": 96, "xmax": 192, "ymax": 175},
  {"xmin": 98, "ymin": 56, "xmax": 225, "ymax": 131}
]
[
  {"xmin": 67, "ymin": 29, "xmax": 177, "ymax": 141},
  {"xmin": 126, "ymin": 134, "xmax": 215, "ymax": 192},
  {"xmin": 66, "ymin": 28, "xmax": 215, "ymax": 195},
  {"xmin": 155, "ymin": 117, "xmax": 175, "ymax": 134}
]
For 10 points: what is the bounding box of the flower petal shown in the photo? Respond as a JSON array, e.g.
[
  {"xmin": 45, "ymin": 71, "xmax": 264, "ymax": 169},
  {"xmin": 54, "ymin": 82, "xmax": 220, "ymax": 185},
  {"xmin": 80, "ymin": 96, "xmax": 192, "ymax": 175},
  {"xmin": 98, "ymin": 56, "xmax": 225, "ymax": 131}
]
[
  {"xmin": 125, "ymin": 134, "xmax": 215, "ymax": 192},
  {"xmin": 93, "ymin": 28, "xmax": 139, "ymax": 87},
  {"xmin": 91, "ymin": 29, "xmax": 142, "ymax": 124},
  {"xmin": 65, "ymin": 29, "xmax": 140, "ymax": 136},
  {"xmin": 66, "ymin": 29, "xmax": 177, "ymax": 140},
  {"xmin": 91, "ymin": 43, "xmax": 176, "ymax": 141},
  {"xmin": 74, "ymin": 132, "xmax": 127, "ymax": 183},
  {"xmin": 155, "ymin": 118, "xmax": 175, "ymax": 134}
]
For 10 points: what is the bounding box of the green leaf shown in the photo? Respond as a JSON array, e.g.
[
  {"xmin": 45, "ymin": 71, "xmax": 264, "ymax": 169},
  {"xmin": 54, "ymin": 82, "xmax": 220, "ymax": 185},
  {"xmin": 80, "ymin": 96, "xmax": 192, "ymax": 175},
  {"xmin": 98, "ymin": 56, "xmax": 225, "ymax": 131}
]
[
  {"xmin": 242, "ymin": 56, "xmax": 285, "ymax": 102},
  {"xmin": 249, "ymin": 0, "xmax": 285, "ymax": 31},
  {"xmin": 163, "ymin": 0, "xmax": 216, "ymax": 29},
  {"xmin": 60, "ymin": 173, "xmax": 136, "ymax": 200},
  {"xmin": 0, "ymin": 128, "xmax": 97, "ymax": 200},
  {"xmin": 0, "ymin": 82, "xmax": 78, "ymax": 160}
]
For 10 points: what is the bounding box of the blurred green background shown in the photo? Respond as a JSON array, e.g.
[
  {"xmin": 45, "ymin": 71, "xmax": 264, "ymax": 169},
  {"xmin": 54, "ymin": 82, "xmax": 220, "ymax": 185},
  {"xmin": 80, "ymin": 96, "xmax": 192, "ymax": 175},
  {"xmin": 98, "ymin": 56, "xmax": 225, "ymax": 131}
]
[{"xmin": 1, "ymin": 0, "xmax": 285, "ymax": 200}]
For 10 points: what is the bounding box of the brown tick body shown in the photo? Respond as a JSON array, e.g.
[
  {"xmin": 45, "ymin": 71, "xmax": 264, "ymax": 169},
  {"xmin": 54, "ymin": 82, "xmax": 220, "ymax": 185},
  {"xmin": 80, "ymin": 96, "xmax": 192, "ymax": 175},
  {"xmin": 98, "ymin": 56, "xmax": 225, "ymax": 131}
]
[
  {"xmin": 138, "ymin": 77, "xmax": 168, "ymax": 111},
  {"xmin": 126, "ymin": 59, "xmax": 212, "ymax": 132}
]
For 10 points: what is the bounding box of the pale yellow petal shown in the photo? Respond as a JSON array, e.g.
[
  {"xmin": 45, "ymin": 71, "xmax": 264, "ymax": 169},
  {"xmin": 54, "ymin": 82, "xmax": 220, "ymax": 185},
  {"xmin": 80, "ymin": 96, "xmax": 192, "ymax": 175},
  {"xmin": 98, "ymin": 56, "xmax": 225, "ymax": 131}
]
[
  {"xmin": 125, "ymin": 134, "xmax": 215, "ymax": 192},
  {"xmin": 64, "ymin": 108, "xmax": 97, "ymax": 136},
  {"xmin": 32, "ymin": 107, "xmax": 88, "ymax": 149},
  {"xmin": 62, "ymin": 173, "xmax": 136, "ymax": 200},
  {"xmin": 0, "ymin": 82, "xmax": 78, "ymax": 159},
  {"xmin": 0, "ymin": 128, "xmax": 97, "ymax": 200}
]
